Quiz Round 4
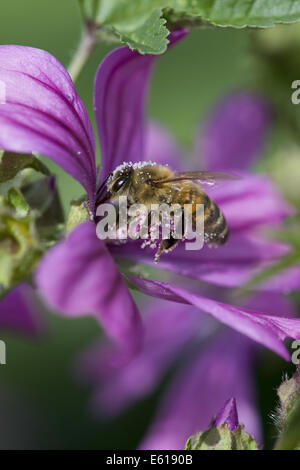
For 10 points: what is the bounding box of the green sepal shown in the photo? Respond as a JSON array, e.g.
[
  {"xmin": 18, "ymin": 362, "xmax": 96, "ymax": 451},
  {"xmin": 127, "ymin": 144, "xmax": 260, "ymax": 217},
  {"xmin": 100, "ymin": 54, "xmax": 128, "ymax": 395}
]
[
  {"xmin": 0, "ymin": 174, "xmax": 65, "ymax": 291},
  {"xmin": 185, "ymin": 424, "xmax": 258, "ymax": 450},
  {"xmin": 0, "ymin": 151, "xmax": 50, "ymax": 184},
  {"xmin": 22, "ymin": 176, "xmax": 65, "ymax": 242},
  {"xmin": 66, "ymin": 199, "xmax": 91, "ymax": 233},
  {"xmin": 0, "ymin": 212, "xmax": 42, "ymax": 289},
  {"xmin": 7, "ymin": 188, "xmax": 30, "ymax": 218},
  {"xmin": 231, "ymin": 426, "xmax": 259, "ymax": 450}
]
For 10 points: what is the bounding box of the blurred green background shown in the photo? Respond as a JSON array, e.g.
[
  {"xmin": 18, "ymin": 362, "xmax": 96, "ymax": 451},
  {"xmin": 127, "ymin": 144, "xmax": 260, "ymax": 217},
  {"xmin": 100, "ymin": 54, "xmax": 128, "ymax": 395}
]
[{"xmin": 0, "ymin": 0, "xmax": 298, "ymax": 449}]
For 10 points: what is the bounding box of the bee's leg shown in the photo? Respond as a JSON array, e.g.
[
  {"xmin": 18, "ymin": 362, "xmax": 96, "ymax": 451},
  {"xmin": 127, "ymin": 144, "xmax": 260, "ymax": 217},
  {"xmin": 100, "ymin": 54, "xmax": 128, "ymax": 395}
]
[
  {"xmin": 155, "ymin": 237, "xmax": 180, "ymax": 263},
  {"xmin": 147, "ymin": 210, "xmax": 153, "ymax": 238},
  {"xmin": 180, "ymin": 208, "xmax": 187, "ymax": 240}
]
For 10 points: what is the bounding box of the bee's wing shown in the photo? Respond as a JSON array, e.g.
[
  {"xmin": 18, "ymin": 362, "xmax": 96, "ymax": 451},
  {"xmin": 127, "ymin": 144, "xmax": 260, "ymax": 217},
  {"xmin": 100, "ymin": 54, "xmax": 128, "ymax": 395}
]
[{"xmin": 153, "ymin": 171, "xmax": 241, "ymax": 184}]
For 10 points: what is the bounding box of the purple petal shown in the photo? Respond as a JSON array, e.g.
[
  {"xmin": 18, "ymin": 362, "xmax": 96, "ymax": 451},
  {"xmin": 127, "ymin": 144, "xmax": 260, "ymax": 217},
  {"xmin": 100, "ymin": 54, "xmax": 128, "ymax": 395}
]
[
  {"xmin": 198, "ymin": 92, "xmax": 271, "ymax": 171},
  {"xmin": 209, "ymin": 174, "xmax": 293, "ymax": 232},
  {"xmin": 94, "ymin": 30, "xmax": 188, "ymax": 183},
  {"xmin": 94, "ymin": 47, "xmax": 154, "ymax": 182},
  {"xmin": 0, "ymin": 46, "xmax": 96, "ymax": 206},
  {"xmin": 77, "ymin": 301, "xmax": 202, "ymax": 416},
  {"xmin": 140, "ymin": 332, "xmax": 260, "ymax": 449},
  {"xmin": 128, "ymin": 276, "xmax": 300, "ymax": 360},
  {"xmin": 35, "ymin": 222, "xmax": 142, "ymax": 353},
  {"xmin": 167, "ymin": 29, "xmax": 189, "ymax": 46},
  {"xmin": 145, "ymin": 121, "xmax": 184, "ymax": 169},
  {"xmin": 110, "ymin": 232, "xmax": 295, "ymax": 290},
  {"xmin": 260, "ymin": 267, "xmax": 300, "ymax": 292},
  {"xmin": 0, "ymin": 284, "xmax": 44, "ymax": 336},
  {"xmin": 214, "ymin": 398, "xmax": 239, "ymax": 431},
  {"xmin": 243, "ymin": 292, "xmax": 297, "ymax": 317}
]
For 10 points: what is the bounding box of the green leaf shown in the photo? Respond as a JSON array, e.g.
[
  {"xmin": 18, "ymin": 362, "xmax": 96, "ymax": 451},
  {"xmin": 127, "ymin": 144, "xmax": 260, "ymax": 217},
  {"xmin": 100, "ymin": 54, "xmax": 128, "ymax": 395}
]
[
  {"xmin": 94, "ymin": 0, "xmax": 169, "ymax": 54},
  {"xmin": 0, "ymin": 152, "xmax": 50, "ymax": 184},
  {"xmin": 119, "ymin": 9, "xmax": 168, "ymax": 54},
  {"xmin": 96, "ymin": 0, "xmax": 166, "ymax": 25},
  {"xmin": 170, "ymin": 0, "xmax": 300, "ymax": 28},
  {"xmin": 80, "ymin": 0, "xmax": 300, "ymax": 56}
]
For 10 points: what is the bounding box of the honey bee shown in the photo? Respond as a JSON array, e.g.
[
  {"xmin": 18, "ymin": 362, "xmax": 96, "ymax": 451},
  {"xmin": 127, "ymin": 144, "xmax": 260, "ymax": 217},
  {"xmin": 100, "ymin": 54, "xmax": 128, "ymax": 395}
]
[{"xmin": 96, "ymin": 161, "xmax": 239, "ymax": 261}]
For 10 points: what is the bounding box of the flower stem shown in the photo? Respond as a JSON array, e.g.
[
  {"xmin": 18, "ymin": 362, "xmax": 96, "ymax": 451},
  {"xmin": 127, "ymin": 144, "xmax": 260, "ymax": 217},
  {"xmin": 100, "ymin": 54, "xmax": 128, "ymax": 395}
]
[{"xmin": 68, "ymin": 22, "xmax": 97, "ymax": 83}]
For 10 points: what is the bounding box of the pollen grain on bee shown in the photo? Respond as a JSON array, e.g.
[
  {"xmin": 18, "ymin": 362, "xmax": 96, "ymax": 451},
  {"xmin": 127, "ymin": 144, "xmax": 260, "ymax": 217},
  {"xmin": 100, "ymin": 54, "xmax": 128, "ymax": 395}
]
[{"xmin": 95, "ymin": 196, "xmax": 205, "ymax": 252}]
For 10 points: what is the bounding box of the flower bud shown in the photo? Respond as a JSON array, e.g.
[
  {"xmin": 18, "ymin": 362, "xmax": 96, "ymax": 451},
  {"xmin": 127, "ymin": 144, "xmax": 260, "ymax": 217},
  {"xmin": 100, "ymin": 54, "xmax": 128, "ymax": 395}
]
[{"xmin": 185, "ymin": 398, "xmax": 258, "ymax": 450}]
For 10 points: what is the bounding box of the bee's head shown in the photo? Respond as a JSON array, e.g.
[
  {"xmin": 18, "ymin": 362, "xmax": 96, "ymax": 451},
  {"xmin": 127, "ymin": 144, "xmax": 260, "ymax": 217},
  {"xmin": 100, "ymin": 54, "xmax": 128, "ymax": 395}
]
[
  {"xmin": 104, "ymin": 161, "xmax": 167, "ymax": 204},
  {"xmin": 106, "ymin": 164, "xmax": 133, "ymax": 201}
]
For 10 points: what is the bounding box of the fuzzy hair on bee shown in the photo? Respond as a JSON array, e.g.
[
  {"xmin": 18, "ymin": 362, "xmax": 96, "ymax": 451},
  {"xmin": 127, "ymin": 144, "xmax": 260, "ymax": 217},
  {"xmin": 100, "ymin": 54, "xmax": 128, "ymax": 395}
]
[{"xmin": 98, "ymin": 161, "xmax": 238, "ymax": 261}]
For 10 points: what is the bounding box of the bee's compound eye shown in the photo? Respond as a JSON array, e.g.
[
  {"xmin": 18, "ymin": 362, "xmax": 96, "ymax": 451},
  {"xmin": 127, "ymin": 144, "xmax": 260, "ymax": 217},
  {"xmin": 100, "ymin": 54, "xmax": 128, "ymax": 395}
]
[{"xmin": 112, "ymin": 175, "xmax": 128, "ymax": 192}]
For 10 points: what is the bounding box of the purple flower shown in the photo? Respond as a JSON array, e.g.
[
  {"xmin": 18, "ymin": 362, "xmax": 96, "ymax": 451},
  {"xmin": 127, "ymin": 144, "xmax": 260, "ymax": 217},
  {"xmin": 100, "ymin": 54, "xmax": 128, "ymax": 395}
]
[{"xmin": 1, "ymin": 31, "xmax": 300, "ymax": 362}]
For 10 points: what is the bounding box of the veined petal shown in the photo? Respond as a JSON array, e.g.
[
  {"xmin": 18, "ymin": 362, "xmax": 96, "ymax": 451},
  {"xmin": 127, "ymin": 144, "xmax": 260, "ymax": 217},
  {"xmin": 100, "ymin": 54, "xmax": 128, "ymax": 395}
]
[
  {"xmin": 128, "ymin": 276, "xmax": 300, "ymax": 360},
  {"xmin": 94, "ymin": 30, "xmax": 188, "ymax": 183},
  {"xmin": 110, "ymin": 232, "xmax": 296, "ymax": 290},
  {"xmin": 0, "ymin": 283, "xmax": 44, "ymax": 336},
  {"xmin": 77, "ymin": 301, "xmax": 202, "ymax": 416},
  {"xmin": 0, "ymin": 46, "xmax": 96, "ymax": 206},
  {"xmin": 94, "ymin": 47, "xmax": 154, "ymax": 181},
  {"xmin": 35, "ymin": 222, "xmax": 142, "ymax": 353},
  {"xmin": 140, "ymin": 332, "xmax": 260, "ymax": 450},
  {"xmin": 198, "ymin": 92, "xmax": 271, "ymax": 171}
]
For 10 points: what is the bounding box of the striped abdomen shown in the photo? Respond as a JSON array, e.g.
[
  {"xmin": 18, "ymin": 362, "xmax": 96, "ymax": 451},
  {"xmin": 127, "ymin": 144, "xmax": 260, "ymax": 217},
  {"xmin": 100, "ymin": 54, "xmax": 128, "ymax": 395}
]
[
  {"xmin": 174, "ymin": 184, "xmax": 229, "ymax": 246},
  {"xmin": 202, "ymin": 194, "xmax": 228, "ymax": 245}
]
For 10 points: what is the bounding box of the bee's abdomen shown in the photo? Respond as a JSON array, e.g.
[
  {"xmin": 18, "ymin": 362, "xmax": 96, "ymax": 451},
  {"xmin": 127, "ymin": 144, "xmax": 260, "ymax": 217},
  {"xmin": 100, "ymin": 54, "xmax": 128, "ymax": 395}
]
[{"xmin": 203, "ymin": 198, "xmax": 228, "ymax": 245}]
